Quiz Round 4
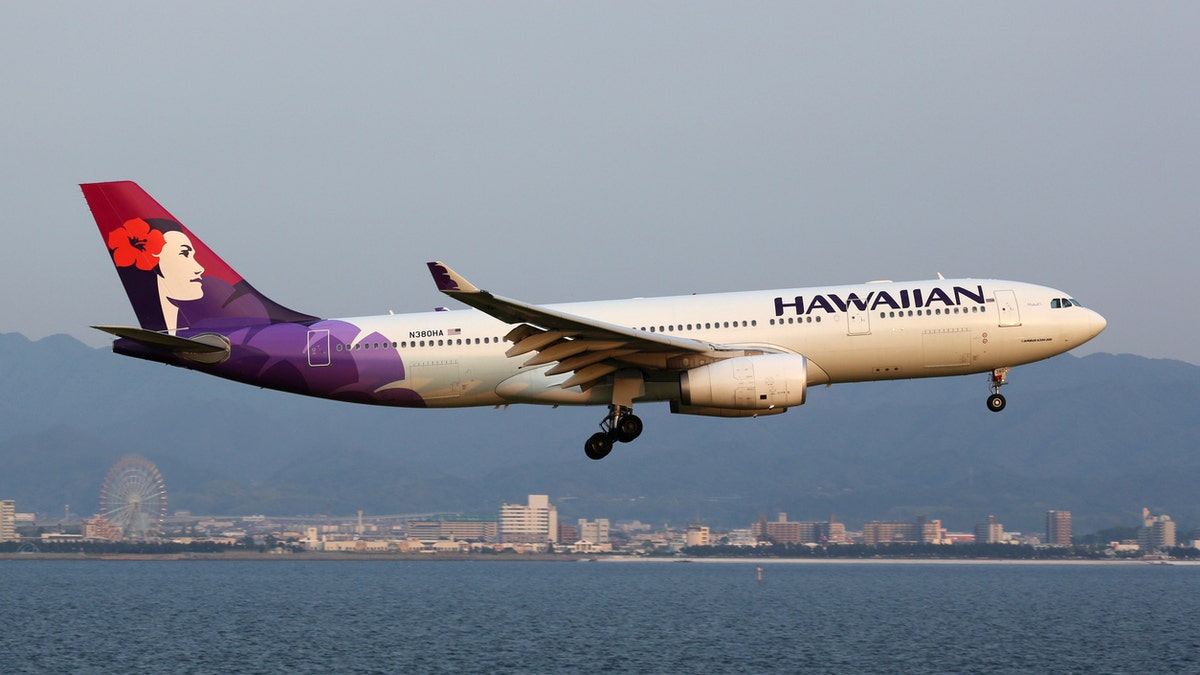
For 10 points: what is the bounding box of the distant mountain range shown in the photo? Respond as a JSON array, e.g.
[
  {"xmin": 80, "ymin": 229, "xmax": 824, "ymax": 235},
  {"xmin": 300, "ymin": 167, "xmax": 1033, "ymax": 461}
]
[{"xmin": 1, "ymin": 332, "xmax": 1196, "ymax": 536}]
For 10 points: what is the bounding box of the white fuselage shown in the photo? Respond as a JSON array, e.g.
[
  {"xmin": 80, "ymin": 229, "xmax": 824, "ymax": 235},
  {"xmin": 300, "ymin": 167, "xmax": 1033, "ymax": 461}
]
[{"xmin": 326, "ymin": 278, "xmax": 1105, "ymax": 409}]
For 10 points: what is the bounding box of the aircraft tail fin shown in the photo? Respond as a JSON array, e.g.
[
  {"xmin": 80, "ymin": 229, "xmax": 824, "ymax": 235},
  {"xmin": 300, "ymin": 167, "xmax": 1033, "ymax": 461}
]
[{"xmin": 82, "ymin": 181, "xmax": 317, "ymax": 334}]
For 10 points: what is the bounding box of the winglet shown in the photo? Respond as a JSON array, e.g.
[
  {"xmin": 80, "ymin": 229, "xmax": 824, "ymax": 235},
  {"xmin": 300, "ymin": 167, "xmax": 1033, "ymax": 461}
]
[{"xmin": 426, "ymin": 261, "xmax": 480, "ymax": 293}]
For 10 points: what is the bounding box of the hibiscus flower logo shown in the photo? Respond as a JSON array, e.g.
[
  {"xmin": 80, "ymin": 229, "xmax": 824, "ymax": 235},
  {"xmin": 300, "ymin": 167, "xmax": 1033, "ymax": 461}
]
[{"xmin": 107, "ymin": 218, "xmax": 166, "ymax": 270}]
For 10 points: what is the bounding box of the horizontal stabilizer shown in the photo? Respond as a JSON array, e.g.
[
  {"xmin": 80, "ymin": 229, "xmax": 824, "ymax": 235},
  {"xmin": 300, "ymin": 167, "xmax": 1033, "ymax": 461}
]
[{"xmin": 92, "ymin": 325, "xmax": 231, "ymax": 364}]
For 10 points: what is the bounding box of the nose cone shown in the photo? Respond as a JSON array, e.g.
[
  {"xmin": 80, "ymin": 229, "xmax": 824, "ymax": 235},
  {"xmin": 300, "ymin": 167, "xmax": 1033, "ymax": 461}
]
[{"xmin": 1086, "ymin": 309, "xmax": 1107, "ymax": 342}]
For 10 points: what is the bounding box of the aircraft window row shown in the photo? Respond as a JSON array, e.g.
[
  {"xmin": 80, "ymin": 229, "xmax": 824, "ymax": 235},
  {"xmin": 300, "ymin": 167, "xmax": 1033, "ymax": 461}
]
[
  {"xmin": 335, "ymin": 337, "xmax": 504, "ymax": 352},
  {"xmin": 769, "ymin": 316, "xmax": 823, "ymax": 325},
  {"xmin": 1050, "ymin": 298, "xmax": 1081, "ymax": 308},
  {"xmin": 638, "ymin": 320, "xmax": 757, "ymax": 333},
  {"xmin": 877, "ymin": 306, "xmax": 984, "ymax": 318}
]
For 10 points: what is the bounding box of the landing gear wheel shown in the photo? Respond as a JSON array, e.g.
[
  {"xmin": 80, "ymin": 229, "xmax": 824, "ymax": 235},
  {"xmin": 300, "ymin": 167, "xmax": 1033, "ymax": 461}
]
[
  {"xmin": 614, "ymin": 414, "xmax": 643, "ymax": 443},
  {"xmin": 987, "ymin": 393, "xmax": 1006, "ymax": 412},
  {"xmin": 585, "ymin": 432, "xmax": 614, "ymax": 460}
]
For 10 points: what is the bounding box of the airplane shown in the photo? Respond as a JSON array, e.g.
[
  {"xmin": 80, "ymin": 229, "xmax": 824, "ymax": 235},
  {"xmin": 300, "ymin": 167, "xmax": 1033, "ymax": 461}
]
[{"xmin": 83, "ymin": 180, "xmax": 1107, "ymax": 460}]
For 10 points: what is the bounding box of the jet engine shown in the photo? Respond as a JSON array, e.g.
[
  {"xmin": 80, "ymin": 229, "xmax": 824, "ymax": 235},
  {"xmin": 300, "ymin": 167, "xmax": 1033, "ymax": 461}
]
[{"xmin": 677, "ymin": 354, "xmax": 808, "ymax": 415}]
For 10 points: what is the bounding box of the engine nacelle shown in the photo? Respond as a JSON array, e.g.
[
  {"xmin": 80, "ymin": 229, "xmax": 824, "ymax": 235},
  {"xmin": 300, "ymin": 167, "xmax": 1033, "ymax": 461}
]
[{"xmin": 679, "ymin": 354, "xmax": 808, "ymax": 411}]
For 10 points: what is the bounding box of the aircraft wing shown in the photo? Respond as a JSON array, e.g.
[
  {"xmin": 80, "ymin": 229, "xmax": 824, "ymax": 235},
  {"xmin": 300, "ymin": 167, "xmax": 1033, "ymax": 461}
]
[{"xmin": 427, "ymin": 261, "xmax": 761, "ymax": 390}]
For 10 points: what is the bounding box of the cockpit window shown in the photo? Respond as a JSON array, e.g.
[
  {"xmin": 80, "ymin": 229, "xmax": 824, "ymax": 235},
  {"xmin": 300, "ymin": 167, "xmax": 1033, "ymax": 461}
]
[
  {"xmin": 1051, "ymin": 299, "xmax": 1062, "ymax": 309},
  {"xmin": 1051, "ymin": 298, "xmax": 1082, "ymax": 309},
  {"xmin": 1067, "ymin": 298, "xmax": 1082, "ymax": 307}
]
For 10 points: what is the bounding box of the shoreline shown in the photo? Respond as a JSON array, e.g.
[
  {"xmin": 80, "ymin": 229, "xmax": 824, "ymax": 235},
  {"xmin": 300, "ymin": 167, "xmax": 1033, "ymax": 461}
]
[{"xmin": 2, "ymin": 552, "xmax": 1196, "ymax": 565}]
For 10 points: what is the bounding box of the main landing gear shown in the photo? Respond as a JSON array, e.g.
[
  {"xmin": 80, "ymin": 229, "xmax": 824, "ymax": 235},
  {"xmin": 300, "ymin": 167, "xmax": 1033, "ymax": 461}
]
[
  {"xmin": 584, "ymin": 369, "xmax": 645, "ymax": 460},
  {"xmin": 584, "ymin": 405, "xmax": 644, "ymax": 460},
  {"xmin": 987, "ymin": 367, "xmax": 1010, "ymax": 412}
]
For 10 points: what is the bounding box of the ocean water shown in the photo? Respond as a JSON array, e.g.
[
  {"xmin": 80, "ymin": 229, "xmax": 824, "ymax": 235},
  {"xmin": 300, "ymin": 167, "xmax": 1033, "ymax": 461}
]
[{"xmin": 1, "ymin": 559, "xmax": 1197, "ymax": 674}]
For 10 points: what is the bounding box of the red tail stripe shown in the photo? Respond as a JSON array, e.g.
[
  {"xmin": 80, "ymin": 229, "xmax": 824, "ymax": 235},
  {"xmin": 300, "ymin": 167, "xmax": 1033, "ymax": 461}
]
[{"xmin": 81, "ymin": 181, "xmax": 243, "ymax": 286}]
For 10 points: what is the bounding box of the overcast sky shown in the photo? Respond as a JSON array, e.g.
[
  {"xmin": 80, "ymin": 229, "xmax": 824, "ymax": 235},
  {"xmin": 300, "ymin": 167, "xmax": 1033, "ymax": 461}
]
[{"xmin": 4, "ymin": 3, "xmax": 1197, "ymax": 363}]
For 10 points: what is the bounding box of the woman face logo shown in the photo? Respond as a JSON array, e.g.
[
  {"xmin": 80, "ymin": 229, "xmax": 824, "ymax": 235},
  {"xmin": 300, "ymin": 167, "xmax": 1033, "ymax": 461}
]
[
  {"xmin": 157, "ymin": 230, "xmax": 205, "ymax": 301},
  {"xmin": 108, "ymin": 218, "xmax": 206, "ymax": 334}
]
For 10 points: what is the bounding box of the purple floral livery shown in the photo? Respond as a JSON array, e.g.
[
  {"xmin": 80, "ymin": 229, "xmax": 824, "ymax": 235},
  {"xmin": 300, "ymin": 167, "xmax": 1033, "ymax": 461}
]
[{"xmin": 84, "ymin": 182, "xmax": 425, "ymax": 408}]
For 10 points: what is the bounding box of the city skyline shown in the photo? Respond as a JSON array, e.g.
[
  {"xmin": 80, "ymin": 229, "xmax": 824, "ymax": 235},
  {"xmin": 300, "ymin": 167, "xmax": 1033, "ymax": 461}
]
[{"xmin": 5, "ymin": 491, "xmax": 1191, "ymax": 555}]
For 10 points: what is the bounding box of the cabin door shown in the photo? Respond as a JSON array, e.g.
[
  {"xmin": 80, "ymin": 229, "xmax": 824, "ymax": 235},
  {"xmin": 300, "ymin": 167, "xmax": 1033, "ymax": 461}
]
[
  {"xmin": 993, "ymin": 290, "xmax": 1021, "ymax": 327},
  {"xmin": 307, "ymin": 329, "xmax": 331, "ymax": 367},
  {"xmin": 846, "ymin": 306, "xmax": 871, "ymax": 335}
]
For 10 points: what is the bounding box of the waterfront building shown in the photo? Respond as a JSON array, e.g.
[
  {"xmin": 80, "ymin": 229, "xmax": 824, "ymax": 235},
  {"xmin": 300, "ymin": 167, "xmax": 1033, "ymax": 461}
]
[
  {"xmin": 578, "ymin": 519, "xmax": 610, "ymax": 545},
  {"xmin": 83, "ymin": 515, "xmax": 122, "ymax": 540},
  {"xmin": 863, "ymin": 516, "xmax": 946, "ymax": 546},
  {"xmin": 499, "ymin": 494, "xmax": 558, "ymax": 544},
  {"xmin": 323, "ymin": 539, "xmax": 392, "ymax": 553},
  {"xmin": 751, "ymin": 513, "xmax": 846, "ymax": 544},
  {"xmin": 1138, "ymin": 508, "xmax": 1176, "ymax": 550},
  {"xmin": 407, "ymin": 516, "xmax": 499, "ymax": 542},
  {"xmin": 823, "ymin": 519, "xmax": 848, "ymax": 544},
  {"xmin": 726, "ymin": 529, "xmax": 757, "ymax": 546},
  {"xmin": 974, "ymin": 515, "xmax": 1005, "ymax": 544},
  {"xmin": 686, "ymin": 524, "xmax": 710, "ymax": 547},
  {"xmin": 1046, "ymin": 510, "xmax": 1072, "ymax": 547},
  {"xmin": 0, "ymin": 500, "xmax": 15, "ymax": 542}
]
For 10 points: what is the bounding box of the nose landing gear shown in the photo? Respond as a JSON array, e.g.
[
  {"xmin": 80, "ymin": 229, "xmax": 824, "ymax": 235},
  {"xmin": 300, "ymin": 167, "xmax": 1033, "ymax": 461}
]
[{"xmin": 987, "ymin": 367, "xmax": 1009, "ymax": 412}]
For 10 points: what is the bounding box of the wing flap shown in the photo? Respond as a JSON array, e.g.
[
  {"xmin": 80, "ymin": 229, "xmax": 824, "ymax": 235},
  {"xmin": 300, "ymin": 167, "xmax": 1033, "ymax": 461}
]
[
  {"xmin": 544, "ymin": 349, "xmax": 637, "ymax": 376},
  {"xmin": 505, "ymin": 329, "xmax": 577, "ymax": 358},
  {"xmin": 559, "ymin": 363, "xmax": 619, "ymax": 390}
]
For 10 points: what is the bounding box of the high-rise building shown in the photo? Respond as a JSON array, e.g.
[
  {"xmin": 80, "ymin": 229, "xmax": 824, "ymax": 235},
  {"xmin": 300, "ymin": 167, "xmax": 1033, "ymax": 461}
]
[
  {"xmin": 751, "ymin": 513, "xmax": 846, "ymax": 545},
  {"xmin": 1046, "ymin": 510, "xmax": 1072, "ymax": 547},
  {"xmin": 1138, "ymin": 508, "xmax": 1176, "ymax": 550},
  {"xmin": 499, "ymin": 494, "xmax": 558, "ymax": 544},
  {"xmin": 974, "ymin": 515, "xmax": 1004, "ymax": 544},
  {"xmin": 686, "ymin": 524, "xmax": 710, "ymax": 547},
  {"xmin": 577, "ymin": 519, "xmax": 609, "ymax": 545},
  {"xmin": 863, "ymin": 516, "xmax": 946, "ymax": 545},
  {"xmin": 0, "ymin": 500, "xmax": 15, "ymax": 542}
]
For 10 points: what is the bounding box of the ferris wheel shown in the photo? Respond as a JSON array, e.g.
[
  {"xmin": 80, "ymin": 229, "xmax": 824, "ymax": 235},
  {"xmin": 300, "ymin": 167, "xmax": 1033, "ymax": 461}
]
[{"xmin": 99, "ymin": 455, "xmax": 168, "ymax": 539}]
